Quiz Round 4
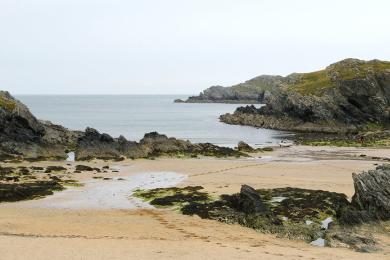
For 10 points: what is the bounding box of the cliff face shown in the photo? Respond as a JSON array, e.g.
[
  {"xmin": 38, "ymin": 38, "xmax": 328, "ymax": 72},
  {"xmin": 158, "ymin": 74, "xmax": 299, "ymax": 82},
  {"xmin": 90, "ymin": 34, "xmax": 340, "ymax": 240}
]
[
  {"xmin": 0, "ymin": 91, "xmax": 81, "ymax": 160},
  {"xmin": 220, "ymin": 59, "xmax": 390, "ymax": 133},
  {"xmin": 176, "ymin": 75, "xmax": 285, "ymax": 103}
]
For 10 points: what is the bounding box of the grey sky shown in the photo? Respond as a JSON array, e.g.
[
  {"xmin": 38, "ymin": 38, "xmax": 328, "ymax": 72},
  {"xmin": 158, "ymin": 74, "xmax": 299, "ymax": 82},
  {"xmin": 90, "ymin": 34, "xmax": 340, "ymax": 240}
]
[{"xmin": 1, "ymin": 0, "xmax": 389, "ymax": 95}]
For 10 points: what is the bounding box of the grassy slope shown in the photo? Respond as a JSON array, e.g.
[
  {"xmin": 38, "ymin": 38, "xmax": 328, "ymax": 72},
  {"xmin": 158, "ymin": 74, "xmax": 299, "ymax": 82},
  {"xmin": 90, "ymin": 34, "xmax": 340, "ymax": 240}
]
[
  {"xmin": 285, "ymin": 59, "xmax": 390, "ymax": 96},
  {"xmin": 0, "ymin": 93, "xmax": 16, "ymax": 111}
]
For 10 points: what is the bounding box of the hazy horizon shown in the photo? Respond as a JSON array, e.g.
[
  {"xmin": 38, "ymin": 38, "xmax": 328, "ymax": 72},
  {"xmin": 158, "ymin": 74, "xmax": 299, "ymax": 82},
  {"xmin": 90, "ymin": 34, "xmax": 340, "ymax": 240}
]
[{"xmin": 1, "ymin": 0, "xmax": 389, "ymax": 95}]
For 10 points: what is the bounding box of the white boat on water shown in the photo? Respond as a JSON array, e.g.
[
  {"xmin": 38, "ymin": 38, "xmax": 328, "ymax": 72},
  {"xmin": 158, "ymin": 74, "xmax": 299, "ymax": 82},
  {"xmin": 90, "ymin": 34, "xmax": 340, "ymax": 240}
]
[{"xmin": 279, "ymin": 140, "xmax": 293, "ymax": 147}]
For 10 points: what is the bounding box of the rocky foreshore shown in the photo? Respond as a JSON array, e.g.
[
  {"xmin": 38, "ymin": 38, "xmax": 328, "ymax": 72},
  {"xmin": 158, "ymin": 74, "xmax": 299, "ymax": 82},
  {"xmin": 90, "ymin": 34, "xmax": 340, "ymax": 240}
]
[
  {"xmin": 75, "ymin": 128, "xmax": 245, "ymax": 161},
  {"xmin": 136, "ymin": 164, "xmax": 390, "ymax": 251},
  {"xmin": 0, "ymin": 91, "xmax": 245, "ymax": 162}
]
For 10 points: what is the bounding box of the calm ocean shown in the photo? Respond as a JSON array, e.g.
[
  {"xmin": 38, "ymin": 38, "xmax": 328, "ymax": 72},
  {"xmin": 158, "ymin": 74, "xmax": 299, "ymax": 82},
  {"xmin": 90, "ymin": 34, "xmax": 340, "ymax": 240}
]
[{"xmin": 16, "ymin": 95, "xmax": 291, "ymax": 148}]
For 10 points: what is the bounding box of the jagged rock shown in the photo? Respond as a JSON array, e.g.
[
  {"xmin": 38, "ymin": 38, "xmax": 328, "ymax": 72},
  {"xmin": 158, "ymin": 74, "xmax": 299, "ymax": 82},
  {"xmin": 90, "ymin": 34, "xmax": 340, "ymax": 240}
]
[
  {"xmin": 351, "ymin": 165, "xmax": 390, "ymax": 221},
  {"xmin": 75, "ymin": 128, "xmax": 123, "ymax": 160},
  {"xmin": 0, "ymin": 91, "xmax": 81, "ymax": 160},
  {"xmin": 76, "ymin": 129, "xmax": 245, "ymax": 161},
  {"xmin": 238, "ymin": 185, "xmax": 270, "ymax": 215}
]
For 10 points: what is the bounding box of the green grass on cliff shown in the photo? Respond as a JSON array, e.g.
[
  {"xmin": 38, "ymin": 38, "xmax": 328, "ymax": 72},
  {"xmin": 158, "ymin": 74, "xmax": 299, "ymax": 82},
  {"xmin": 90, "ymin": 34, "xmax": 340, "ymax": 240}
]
[
  {"xmin": 286, "ymin": 60, "xmax": 390, "ymax": 96},
  {"xmin": 0, "ymin": 95, "xmax": 16, "ymax": 112},
  {"xmin": 331, "ymin": 60, "xmax": 390, "ymax": 80},
  {"xmin": 287, "ymin": 70, "xmax": 333, "ymax": 96}
]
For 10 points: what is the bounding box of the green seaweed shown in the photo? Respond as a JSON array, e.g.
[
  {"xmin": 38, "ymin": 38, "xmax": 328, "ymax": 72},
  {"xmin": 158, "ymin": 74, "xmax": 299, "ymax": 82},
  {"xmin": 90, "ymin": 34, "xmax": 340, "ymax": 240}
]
[{"xmin": 133, "ymin": 186, "xmax": 212, "ymax": 208}]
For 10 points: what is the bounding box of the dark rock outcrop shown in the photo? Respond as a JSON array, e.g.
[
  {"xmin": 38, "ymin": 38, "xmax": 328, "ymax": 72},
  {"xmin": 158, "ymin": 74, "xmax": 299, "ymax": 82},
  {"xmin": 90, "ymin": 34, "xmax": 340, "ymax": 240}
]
[
  {"xmin": 237, "ymin": 185, "xmax": 270, "ymax": 215},
  {"xmin": 237, "ymin": 141, "xmax": 255, "ymax": 152},
  {"xmin": 351, "ymin": 164, "xmax": 390, "ymax": 221},
  {"xmin": 75, "ymin": 129, "xmax": 245, "ymax": 161},
  {"xmin": 220, "ymin": 59, "xmax": 390, "ymax": 133},
  {"xmin": 0, "ymin": 91, "xmax": 82, "ymax": 161},
  {"xmin": 75, "ymin": 165, "xmax": 94, "ymax": 172}
]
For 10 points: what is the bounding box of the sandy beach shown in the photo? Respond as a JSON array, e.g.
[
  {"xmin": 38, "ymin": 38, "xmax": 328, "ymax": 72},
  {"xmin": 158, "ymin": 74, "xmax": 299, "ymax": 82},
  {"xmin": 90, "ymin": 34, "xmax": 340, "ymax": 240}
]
[{"xmin": 1, "ymin": 146, "xmax": 390, "ymax": 259}]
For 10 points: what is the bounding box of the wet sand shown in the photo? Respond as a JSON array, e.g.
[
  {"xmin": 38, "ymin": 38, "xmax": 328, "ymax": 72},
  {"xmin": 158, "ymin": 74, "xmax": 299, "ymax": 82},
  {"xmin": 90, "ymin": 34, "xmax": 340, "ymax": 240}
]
[{"xmin": 1, "ymin": 146, "xmax": 390, "ymax": 259}]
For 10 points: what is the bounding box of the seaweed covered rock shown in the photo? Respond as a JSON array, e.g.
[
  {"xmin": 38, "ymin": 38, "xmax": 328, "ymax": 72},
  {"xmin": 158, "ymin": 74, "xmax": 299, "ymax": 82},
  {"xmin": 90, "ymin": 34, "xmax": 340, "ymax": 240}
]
[
  {"xmin": 237, "ymin": 185, "xmax": 270, "ymax": 215},
  {"xmin": 0, "ymin": 181, "xmax": 64, "ymax": 202},
  {"xmin": 237, "ymin": 141, "xmax": 255, "ymax": 152},
  {"xmin": 133, "ymin": 186, "xmax": 210, "ymax": 207},
  {"xmin": 76, "ymin": 130, "xmax": 245, "ymax": 160},
  {"xmin": 137, "ymin": 185, "xmax": 349, "ymax": 240},
  {"xmin": 351, "ymin": 164, "xmax": 390, "ymax": 221},
  {"xmin": 75, "ymin": 165, "xmax": 94, "ymax": 171}
]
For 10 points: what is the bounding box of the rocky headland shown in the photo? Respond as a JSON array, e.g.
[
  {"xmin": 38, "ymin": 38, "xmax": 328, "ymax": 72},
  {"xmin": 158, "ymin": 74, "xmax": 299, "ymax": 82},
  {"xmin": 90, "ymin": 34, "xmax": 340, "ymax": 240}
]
[
  {"xmin": 219, "ymin": 59, "xmax": 390, "ymax": 135},
  {"xmin": 175, "ymin": 75, "xmax": 284, "ymax": 103}
]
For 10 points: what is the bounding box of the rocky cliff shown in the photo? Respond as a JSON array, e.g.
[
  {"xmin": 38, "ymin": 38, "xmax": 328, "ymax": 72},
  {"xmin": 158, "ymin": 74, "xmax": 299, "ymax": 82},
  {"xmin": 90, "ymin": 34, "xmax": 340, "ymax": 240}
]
[
  {"xmin": 0, "ymin": 91, "xmax": 81, "ymax": 160},
  {"xmin": 220, "ymin": 59, "xmax": 390, "ymax": 133}
]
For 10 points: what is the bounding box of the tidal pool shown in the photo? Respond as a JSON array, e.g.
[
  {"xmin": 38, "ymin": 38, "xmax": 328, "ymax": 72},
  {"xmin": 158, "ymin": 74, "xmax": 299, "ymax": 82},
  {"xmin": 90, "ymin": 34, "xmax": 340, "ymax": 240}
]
[{"xmin": 22, "ymin": 172, "xmax": 186, "ymax": 210}]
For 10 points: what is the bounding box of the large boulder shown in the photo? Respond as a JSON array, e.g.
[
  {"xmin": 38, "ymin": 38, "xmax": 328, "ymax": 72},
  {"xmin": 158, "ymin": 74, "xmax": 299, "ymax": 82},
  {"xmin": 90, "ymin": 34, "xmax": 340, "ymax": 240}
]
[
  {"xmin": 351, "ymin": 165, "xmax": 390, "ymax": 221},
  {"xmin": 238, "ymin": 185, "xmax": 271, "ymax": 215},
  {"xmin": 237, "ymin": 141, "xmax": 255, "ymax": 152}
]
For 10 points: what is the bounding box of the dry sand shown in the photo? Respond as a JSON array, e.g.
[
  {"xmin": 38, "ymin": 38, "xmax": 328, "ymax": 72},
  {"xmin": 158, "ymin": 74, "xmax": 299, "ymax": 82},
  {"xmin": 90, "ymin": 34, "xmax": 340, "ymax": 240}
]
[{"xmin": 1, "ymin": 146, "xmax": 390, "ymax": 259}]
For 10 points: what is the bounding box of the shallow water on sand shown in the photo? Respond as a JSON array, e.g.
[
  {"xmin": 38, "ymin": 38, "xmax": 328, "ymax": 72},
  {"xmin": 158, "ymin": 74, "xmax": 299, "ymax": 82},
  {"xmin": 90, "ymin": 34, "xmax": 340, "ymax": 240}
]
[
  {"xmin": 17, "ymin": 95, "xmax": 291, "ymax": 147},
  {"xmin": 19, "ymin": 172, "xmax": 186, "ymax": 210}
]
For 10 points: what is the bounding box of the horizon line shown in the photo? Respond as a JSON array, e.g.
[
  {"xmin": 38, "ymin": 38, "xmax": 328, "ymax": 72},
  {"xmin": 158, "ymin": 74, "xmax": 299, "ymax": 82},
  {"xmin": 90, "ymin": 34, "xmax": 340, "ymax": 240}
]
[{"xmin": 13, "ymin": 93, "xmax": 195, "ymax": 96}]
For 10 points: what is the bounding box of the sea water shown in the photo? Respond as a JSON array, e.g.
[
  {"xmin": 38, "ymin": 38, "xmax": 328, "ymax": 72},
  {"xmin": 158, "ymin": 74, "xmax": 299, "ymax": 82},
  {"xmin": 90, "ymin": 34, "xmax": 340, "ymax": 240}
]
[{"xmin": 17, "ymin": 95, "xmax": 291, "ymax": 147}]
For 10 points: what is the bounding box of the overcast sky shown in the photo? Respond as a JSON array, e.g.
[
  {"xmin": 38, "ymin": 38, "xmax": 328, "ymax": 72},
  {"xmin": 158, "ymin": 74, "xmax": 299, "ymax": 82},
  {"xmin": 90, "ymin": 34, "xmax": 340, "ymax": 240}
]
[{"xmin": 1, "ymin": 0, "xmax": 389, "ymax": 95}]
